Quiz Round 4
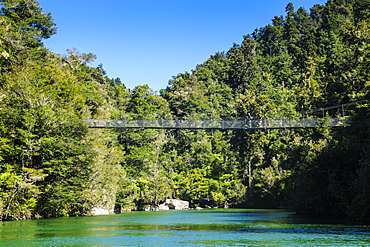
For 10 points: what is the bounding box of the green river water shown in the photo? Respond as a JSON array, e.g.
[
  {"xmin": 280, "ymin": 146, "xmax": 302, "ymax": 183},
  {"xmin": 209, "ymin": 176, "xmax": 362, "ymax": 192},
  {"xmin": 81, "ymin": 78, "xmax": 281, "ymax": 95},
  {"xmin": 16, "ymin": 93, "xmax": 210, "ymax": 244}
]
[{"xmin": 1, "ymin": 209, "xmax": 369, "ymax": 246}]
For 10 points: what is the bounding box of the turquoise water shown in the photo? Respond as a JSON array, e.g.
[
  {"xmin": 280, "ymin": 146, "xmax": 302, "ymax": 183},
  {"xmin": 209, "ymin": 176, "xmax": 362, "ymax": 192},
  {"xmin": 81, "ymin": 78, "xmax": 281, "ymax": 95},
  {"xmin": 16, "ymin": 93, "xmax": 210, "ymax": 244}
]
[{"xmin": 1, "ymin": 209, "xmax": 370, "ymax": 246}]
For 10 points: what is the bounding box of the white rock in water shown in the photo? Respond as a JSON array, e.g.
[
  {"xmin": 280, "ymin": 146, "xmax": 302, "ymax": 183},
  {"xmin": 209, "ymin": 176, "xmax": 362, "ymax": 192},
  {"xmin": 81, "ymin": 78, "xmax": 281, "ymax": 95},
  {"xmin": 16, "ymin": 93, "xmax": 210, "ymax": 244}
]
[
  {"xmin": 164, "ymin": 199, "xmax": 189, "ymax": 210},
  {"xmin": 158, "ymin": 204, "xmax": 170, "ymax": 210},
  {"xmin": 145, "ymin": 205, "xmax": 159, "ymax": 211},
  {"xmin": 90, "ymin": 207, "xmax": 110, "ymax": 215},
  {"xmin": 148, "ymin": 199, "xmax": 190, "ymax": 211}
]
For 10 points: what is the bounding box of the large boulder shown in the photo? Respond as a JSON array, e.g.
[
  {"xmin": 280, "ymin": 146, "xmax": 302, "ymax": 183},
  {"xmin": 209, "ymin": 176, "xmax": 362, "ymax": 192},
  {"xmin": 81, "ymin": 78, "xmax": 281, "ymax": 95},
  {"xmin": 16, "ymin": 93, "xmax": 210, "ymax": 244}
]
[
  {"xmin": 90, "ymin": 207, "xmax": 111, "ymax": 215},
  {"xmin": 158, "ymin": 204, "xmax": 170, "ymax": 210},
  {"xmin": 160, "ymin": 199, "xmax": 189, "ymax": 210}
]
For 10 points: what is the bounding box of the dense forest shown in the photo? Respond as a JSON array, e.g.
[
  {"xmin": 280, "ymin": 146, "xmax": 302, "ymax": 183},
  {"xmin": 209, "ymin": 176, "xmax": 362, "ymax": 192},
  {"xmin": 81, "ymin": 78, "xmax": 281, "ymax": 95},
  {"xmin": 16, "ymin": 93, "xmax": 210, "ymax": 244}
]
[{"xmin": 0, "ymin": 0, "xmax": 369, "ymax": 221}]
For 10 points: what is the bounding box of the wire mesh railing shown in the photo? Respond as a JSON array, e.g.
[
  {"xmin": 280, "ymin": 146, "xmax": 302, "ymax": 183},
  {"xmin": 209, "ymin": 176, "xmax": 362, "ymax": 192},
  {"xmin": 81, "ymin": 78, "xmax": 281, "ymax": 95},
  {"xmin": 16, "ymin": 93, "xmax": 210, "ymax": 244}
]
[{"xmin": 83, "ymin": 117, "xmax": 351, "ymax": 129}]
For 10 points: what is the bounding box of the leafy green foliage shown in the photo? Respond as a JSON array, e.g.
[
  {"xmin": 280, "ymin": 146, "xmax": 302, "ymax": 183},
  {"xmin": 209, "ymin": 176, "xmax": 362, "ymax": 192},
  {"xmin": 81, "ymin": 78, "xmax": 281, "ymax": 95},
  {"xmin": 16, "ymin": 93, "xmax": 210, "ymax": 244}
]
[{"xmin": 1, "ymin": 0, "xmax": 370, "ymax": 222}]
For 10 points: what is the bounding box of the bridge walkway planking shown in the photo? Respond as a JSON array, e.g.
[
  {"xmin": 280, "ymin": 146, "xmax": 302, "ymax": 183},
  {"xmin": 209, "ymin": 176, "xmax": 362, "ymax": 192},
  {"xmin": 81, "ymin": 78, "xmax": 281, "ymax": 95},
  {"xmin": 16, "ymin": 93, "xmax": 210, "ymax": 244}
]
[{"xmin": 83, "ymin": 117, "xmax": 351, "ymax": 130}]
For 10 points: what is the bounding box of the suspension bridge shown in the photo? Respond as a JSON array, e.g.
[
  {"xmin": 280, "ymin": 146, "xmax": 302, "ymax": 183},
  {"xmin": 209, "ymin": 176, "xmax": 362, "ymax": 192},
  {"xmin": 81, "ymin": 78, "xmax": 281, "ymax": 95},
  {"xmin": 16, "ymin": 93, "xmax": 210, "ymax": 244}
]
[
  {"xmin": 84, "ymin": 117, "xmax": 351, "ymax": 130},
  {"xmin": 82, "ymin": 101, "xmax": 364, "ymax": 130}
]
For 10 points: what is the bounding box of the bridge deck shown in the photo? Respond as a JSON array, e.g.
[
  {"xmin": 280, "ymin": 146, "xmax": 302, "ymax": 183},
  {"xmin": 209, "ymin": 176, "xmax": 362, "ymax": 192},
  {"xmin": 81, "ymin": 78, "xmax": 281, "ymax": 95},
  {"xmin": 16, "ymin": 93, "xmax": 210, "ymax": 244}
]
[{"xmin": 84, "ymin": 117, "xmax": 351, "ymax": 130}]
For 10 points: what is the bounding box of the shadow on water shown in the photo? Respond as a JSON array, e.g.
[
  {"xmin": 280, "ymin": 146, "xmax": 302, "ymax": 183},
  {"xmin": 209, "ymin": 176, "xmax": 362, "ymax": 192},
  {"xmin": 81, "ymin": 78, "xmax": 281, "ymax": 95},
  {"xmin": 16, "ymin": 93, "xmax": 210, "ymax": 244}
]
[{"xmin": 1, "ymin": 209, "xmax": 370, "ymax": 246}]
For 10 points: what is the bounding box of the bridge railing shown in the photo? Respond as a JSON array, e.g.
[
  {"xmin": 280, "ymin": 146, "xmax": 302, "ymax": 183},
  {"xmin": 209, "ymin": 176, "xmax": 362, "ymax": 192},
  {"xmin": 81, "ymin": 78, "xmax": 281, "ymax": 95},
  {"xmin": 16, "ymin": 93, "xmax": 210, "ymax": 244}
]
[{"xmin": 83, "ymin": 117, "xmax": 351, "ymax": 129}]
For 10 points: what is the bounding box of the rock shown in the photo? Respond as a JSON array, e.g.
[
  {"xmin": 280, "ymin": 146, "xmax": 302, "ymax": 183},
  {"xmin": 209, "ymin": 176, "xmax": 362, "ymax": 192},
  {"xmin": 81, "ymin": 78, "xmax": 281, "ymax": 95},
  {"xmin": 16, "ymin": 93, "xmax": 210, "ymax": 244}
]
[
  {"xmin": 144, "ymin": 199, "xmax": 190, "ymax": 211},
  {"xmin": 195, "ymin": 206, "xmax": 203, "ymax": 210},
  {"xmin": 166, "ymin": 199, "xmax": 190, "ymax": 210},
  {"xmin": 90, "ymin": 207, "xmax": 111, "ymax": 215},
  {"xmin": 158, "ymin": 204, "xmax": 170, "ymax": 210},
  {"xmin": 158, "ymin": 199, "xmax": 189, "ymax": 210},
  {"xmin": 144, "ymin": 205, "xmax": 159, "ymax": 211}
]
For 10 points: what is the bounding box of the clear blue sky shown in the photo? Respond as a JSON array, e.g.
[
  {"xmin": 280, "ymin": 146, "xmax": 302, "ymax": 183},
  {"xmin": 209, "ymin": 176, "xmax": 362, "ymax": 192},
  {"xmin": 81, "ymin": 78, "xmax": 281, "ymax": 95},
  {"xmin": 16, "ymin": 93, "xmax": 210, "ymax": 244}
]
[{"xmin": 38, "ymin": 0, "xmax": 327, "ymax": 92}]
